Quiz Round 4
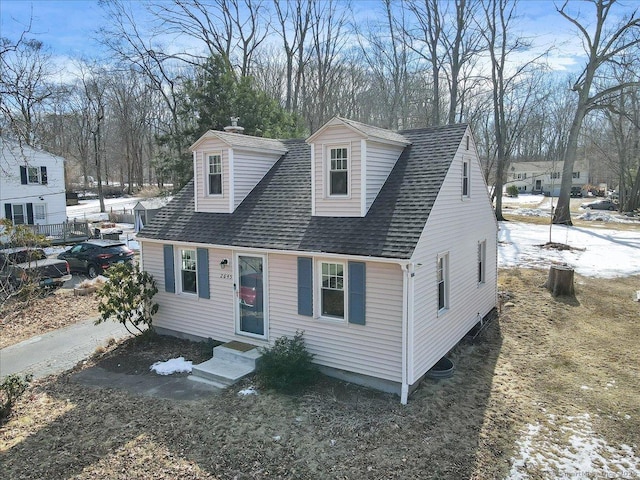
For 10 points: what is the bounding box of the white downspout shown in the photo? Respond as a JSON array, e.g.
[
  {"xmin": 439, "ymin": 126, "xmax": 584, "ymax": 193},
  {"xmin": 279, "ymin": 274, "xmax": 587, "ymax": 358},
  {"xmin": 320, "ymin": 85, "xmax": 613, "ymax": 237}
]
[{"xmin": 401, "ymin": 262, "xmax": 415, "ymax": 404}]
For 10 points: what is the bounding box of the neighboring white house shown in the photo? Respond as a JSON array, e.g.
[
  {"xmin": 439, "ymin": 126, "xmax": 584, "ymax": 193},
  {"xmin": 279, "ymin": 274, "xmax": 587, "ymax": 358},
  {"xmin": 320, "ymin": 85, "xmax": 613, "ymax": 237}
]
[
  {"xmin": 507, "ymin": 160, "xmax": 590, "ymax": 196},
  {"xmin": 137, "ymin": 117, "xmax": 498, "ymax": 403},
  {"xmin": 1, "ymin": 138, "xmax": 67, "ymax": 227}
]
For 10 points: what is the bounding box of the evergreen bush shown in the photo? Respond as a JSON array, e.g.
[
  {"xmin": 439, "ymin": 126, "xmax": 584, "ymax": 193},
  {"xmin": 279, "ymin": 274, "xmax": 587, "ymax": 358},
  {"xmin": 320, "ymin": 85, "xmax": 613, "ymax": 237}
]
[
  {"xmin": 256, "ymin": 331, "xmax": 318, "ymax": 393},
  {"xmin": 0, "ymin": 373, "xmax": 32, "ymax": 422}
]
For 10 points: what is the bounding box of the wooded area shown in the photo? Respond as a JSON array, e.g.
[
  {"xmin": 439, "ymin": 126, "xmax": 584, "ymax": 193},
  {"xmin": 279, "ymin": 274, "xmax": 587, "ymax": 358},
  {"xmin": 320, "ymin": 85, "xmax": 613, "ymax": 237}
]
[{"xmin": 1, "ymin": 0, "xmax": 638, "ymax": 220}]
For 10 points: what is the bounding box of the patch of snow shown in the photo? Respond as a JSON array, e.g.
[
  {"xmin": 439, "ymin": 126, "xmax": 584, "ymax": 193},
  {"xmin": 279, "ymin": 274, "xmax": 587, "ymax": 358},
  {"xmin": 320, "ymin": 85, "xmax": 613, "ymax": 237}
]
[
  {"xmin": 149, "ymin": 357, "xmax": 192, "ymax": 375},
  {"xmin": 272, "ymin": 435, "xmax": 281, "ymax": 441},
  {"xmin": 238, "ymin": 386, "xmax": 258, "ymax": 396},
  {"xmin": 507, "ymin": 413, "xmax": 640, "ymax": 479},
  {"xmin": 499, "ymin": 222, "xmax": 640, "ymax": 278},
  {"xmin": 580, "ymin": 385, "xmax": 591, "ymax": 390}
]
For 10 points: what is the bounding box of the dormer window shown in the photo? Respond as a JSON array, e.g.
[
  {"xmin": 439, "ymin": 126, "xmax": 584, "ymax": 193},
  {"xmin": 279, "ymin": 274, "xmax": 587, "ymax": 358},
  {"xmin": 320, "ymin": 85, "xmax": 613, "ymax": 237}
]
[
  {"xmin": 329, "ymin": 146, "xmax": 348, "ymax": 196},
  {"xmin": 208, "ymin": 154, "xmax": 222, "ymax": 195}
]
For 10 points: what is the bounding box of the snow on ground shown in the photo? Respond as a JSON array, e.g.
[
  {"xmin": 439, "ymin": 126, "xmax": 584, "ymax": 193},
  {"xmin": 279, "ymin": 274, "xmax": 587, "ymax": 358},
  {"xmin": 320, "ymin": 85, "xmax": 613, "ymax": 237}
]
[
  {"xmin": 499, "ymin": 194, "xmax": 640, "ymax": 278},
  {"xmin": 67, "ymin": 197, "xmax": 143, "ymax": 222},
  {"xmin": 507, "ymin": 413, "xmax": 640, "ymax": 479},
  {"xmin": 238, "ymin": 386, "xmax": 259, "ymax": 396},
  {"xmin": 150, "ymin": 357, "xmax": 193, "ymax": 375},
  {"xmin": 498, "ymin": 221, "xmax": 640, "ymax": 278}
]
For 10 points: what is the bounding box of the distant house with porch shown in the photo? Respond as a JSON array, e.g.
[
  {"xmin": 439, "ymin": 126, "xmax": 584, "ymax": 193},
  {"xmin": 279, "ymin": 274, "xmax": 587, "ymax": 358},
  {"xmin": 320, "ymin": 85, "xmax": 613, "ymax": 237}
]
[
  {"xmin": 507, "ymin": 160, "xmax": 590, "ymax": 196},
  {"xmin": 1, "ymin": 138, "xmax": 67, "ymax": 227}
]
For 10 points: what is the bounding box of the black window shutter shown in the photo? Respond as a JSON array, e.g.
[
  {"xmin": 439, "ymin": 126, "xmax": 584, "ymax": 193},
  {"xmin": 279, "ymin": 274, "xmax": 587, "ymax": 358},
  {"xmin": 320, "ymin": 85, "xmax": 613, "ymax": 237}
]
[
  {"xmin": 40, "ymin": 166, "xmax": 48, "ymax": 184},
  {"xmin": 163, "ymin": 245, "xmax": 175, "ymax": 293},
  {"xmin": 20, "ymin": 166, "xmax": 27, "ymax": 184},
  {"xmin": 297, "ymin": 257, "xmax": 313, "ymax": 316},
  {"xmin": 26, "ymin": 203, "xmax": 34, "ymax": 225},
  {"xmin": 4, "ymin": 204, "xmax": 12, "ymax": 221}
]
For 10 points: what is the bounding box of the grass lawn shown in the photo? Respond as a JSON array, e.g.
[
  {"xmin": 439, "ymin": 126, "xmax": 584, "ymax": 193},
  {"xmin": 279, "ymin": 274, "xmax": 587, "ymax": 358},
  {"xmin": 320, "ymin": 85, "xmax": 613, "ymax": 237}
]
[{"xmin": 1, "ymin": 268, "xmax": 639, "ymax": 479}]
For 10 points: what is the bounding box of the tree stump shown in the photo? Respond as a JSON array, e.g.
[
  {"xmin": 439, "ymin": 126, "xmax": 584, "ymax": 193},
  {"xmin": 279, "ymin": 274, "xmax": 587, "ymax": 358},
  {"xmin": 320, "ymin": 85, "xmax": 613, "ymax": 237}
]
[{"xmin": 544, "ymin": 265, "xmax": 575, "ymax": 297}]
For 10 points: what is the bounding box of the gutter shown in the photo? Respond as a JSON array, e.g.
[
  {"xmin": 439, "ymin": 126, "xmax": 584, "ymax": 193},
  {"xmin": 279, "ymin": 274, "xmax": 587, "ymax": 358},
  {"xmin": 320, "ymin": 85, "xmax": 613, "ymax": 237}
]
[{"xmin": 137, "ymin": 238, "xmax": 410, "ymax": 266}]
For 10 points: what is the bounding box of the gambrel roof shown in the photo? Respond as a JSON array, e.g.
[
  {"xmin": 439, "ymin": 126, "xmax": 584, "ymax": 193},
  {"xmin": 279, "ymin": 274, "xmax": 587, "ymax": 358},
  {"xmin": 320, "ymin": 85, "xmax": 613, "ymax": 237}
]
[{"xmin": 138, "ymin": 123, "xmax": 469, "ymax": 260}]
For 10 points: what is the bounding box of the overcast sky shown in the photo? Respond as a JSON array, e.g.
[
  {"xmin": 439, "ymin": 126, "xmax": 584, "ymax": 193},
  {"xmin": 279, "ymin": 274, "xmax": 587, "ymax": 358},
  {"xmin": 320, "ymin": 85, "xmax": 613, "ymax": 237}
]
[{"xmin": 1, "ymin": 0, "xmax": 637, "ymax": 76}]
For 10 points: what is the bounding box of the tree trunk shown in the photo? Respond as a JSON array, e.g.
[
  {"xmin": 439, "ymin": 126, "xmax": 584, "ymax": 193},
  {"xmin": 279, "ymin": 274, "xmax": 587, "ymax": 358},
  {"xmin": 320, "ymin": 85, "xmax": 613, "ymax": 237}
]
[{"xmin": 544, "ymin": 265, "xmax": 575, "ymax": 297}]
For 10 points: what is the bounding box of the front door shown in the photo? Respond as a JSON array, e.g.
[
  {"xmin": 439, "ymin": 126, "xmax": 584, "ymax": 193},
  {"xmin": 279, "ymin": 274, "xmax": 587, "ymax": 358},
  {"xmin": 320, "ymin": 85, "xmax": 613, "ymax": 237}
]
[{"xmin": 236, "ymin": 255, "xmax": 266, "ymax": 337}]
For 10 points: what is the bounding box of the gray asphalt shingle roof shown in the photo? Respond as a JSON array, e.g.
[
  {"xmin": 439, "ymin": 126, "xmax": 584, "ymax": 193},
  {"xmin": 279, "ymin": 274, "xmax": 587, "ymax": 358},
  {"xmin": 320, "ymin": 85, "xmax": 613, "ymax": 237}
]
[{"xmin": 138, "ymin": 123, "xmax": 468, "ymax": 260}]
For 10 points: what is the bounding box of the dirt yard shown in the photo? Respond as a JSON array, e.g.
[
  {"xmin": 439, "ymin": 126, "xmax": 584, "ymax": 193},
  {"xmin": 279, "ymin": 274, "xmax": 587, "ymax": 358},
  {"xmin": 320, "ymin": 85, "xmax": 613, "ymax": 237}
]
[
  {"xmin": 0, "ymin": 288, "xmax": 100, "ymax": 349},
  {"xmin": 1, "ymin": 269, "xmax": 639, "ymax": 479}
]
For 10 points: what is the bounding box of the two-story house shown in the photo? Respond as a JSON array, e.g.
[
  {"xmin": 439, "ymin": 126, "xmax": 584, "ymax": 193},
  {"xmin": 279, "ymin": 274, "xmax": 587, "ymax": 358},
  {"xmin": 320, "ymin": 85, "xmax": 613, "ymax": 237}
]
[
  {"xmin": 508, "ymin": 160, "xmax": 590, "ymax": 196},
  {"xmin": 137, "ymin": 117, "xmax": 498, "ymax": 403},
  {"xmin": 1, "ymin": 138, "xmax": 67, "ymax": 228}
]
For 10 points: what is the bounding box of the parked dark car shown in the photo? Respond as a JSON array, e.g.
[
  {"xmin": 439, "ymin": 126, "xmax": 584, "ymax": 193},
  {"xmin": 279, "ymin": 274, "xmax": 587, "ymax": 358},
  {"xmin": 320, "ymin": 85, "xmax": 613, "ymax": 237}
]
[
  {"xmin": 0, "ymin": 247, "xmax": 71, "ymax": 291},
  {"xmin": 580, "ymin": 199, "xmax": 618, "ymax": 211},
  {"xmin": 570, "ymin": 186, "xmax": 583, "ymax": 198},
  {"xmin": 58, "ymin": 239, "xmax": 134, "ymax": 278}
]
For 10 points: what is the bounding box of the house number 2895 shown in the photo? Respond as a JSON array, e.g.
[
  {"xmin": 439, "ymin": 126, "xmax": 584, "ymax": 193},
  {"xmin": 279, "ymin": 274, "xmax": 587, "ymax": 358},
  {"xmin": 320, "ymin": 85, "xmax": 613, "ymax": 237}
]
[{"xmin": 219, "ymin": 273, "xmax": 232, "ymax": 279}]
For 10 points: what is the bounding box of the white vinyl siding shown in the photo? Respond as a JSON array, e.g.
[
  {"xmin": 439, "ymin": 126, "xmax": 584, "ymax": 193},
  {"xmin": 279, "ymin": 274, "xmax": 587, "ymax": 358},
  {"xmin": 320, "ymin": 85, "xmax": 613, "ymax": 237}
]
[
  {"xmin": 196, "ymin": 145, "xmax": 230, "ymax": 213},
  {"xmin": 232, "ymin": 150, "xmax": 280, "ymax": 210},
  {"xmin": 269, "ymin": 254, "xmax": 404, "ymax": 382},
  {"xmin": 409, "ymin": 129, "xmax": 498, "ymax": 384},
  {"xmin": 364, "ymin": 141, "xmax": 404, "ymax": 213},
  {"xmin": 313, "ymin": 126, "xmax": 362, "ymax": 216},
  {"xmin": 0, "ymin": 140, "xmax": 66, "ymax": 225},
  {"xmin": 142, "ymin": 244, "xmax": 405, "ymax": 381},
  {"xmin": 143, "ymin": 243, "xmax": 255, "ymax": 343},
  {"xmin": 194, "ymin": 139, "xmax": 281, "ymax": 213}
]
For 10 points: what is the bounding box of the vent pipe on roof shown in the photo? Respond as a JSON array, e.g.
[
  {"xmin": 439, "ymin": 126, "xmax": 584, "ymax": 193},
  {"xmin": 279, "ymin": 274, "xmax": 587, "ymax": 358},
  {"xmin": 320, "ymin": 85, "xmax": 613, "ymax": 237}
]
[{"xmin": 224, "ymin": 116, "xmax": 245, "ymax": 134}]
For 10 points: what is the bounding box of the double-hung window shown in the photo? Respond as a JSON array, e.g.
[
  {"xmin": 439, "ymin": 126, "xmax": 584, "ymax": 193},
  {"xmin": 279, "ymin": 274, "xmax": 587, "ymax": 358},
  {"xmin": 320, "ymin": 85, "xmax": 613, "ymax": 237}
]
[
  {"xmin": 208, "ymin": 154, "xmax": 222, "ymax": 195},
  {"xmin": 329, "ymin": 147, "xmax": 348, "ymax": 196},
  {"xmin": 478, "ymin": 240, "xmax": 486, "ymax": 285},
  {"xmin": 27, "ymin": 167, "xmax": 40, "ymax": 184},
  {"xmin": 11, "ymin": 204, "xmax": 26, "ymax": 225},
  {"xmin": 437, "ymin": 253, "xmax": 449, "ymax": 312},
  {"xmin": 181, "ymin": 249, "xmax": 197, "ymax": 294},
  {"xmin": 321, "ymin": 261, "xmax": 345, "ymax": 318}
]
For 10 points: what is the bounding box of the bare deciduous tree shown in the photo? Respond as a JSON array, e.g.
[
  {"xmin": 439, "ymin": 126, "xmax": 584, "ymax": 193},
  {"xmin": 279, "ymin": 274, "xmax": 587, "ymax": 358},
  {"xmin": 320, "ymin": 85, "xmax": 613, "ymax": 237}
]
[{"xmin": 552, "ymin": 0, "xmax": 640, "ymax": 225}]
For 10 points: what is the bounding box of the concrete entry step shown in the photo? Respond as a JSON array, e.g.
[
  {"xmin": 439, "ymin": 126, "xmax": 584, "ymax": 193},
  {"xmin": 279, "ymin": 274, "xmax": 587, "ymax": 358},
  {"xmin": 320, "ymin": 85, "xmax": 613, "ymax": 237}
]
[{"xmin": 189, "ymin": 341, "xmax": 261, "ymax": 388}]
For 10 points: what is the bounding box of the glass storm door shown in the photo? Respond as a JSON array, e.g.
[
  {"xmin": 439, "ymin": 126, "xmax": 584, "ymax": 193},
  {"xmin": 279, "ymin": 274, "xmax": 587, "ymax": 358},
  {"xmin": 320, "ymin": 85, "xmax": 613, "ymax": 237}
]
[{"xmin": 237, "ymin": 255, "xmax": 265, "ymax": 336}]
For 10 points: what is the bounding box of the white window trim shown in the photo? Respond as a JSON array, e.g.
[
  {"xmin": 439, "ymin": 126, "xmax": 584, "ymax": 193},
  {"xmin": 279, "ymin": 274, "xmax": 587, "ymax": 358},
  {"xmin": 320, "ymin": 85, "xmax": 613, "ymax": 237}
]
[
  {"xmin": 316, "ymin": 259, "xmax": 348, "ymax": 322},
  {"xmin": 437, "ymin": 252, "xmax": 449, "ymax": 315},
  {"xmin": 34, "ymin": 204, "xmax": 46, "ymax": 222},
  {"xmin": 27, "ymin": 166, "xmax": 41, "ymax": 184},
  {"xmin": 234, "ymin": 253, "xmax": 269, "ymax": 340},
  {"xmin": 179, "ymin": 248, "xmax": 198, "ymax": 295},
  {"xmin": 325, "ymin": 144, "xmax": 351, "ymax": 199},
  {"xmin": 462, "ymin": 159, "xmax": 470, "ymax": 198},
  {"xmin": 206, "ymin": 152, "xmax": 223, "ymax": 197},
  {"xmin": 11, "ymin": 203, "xmax": 26, "ymax": 224}
]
